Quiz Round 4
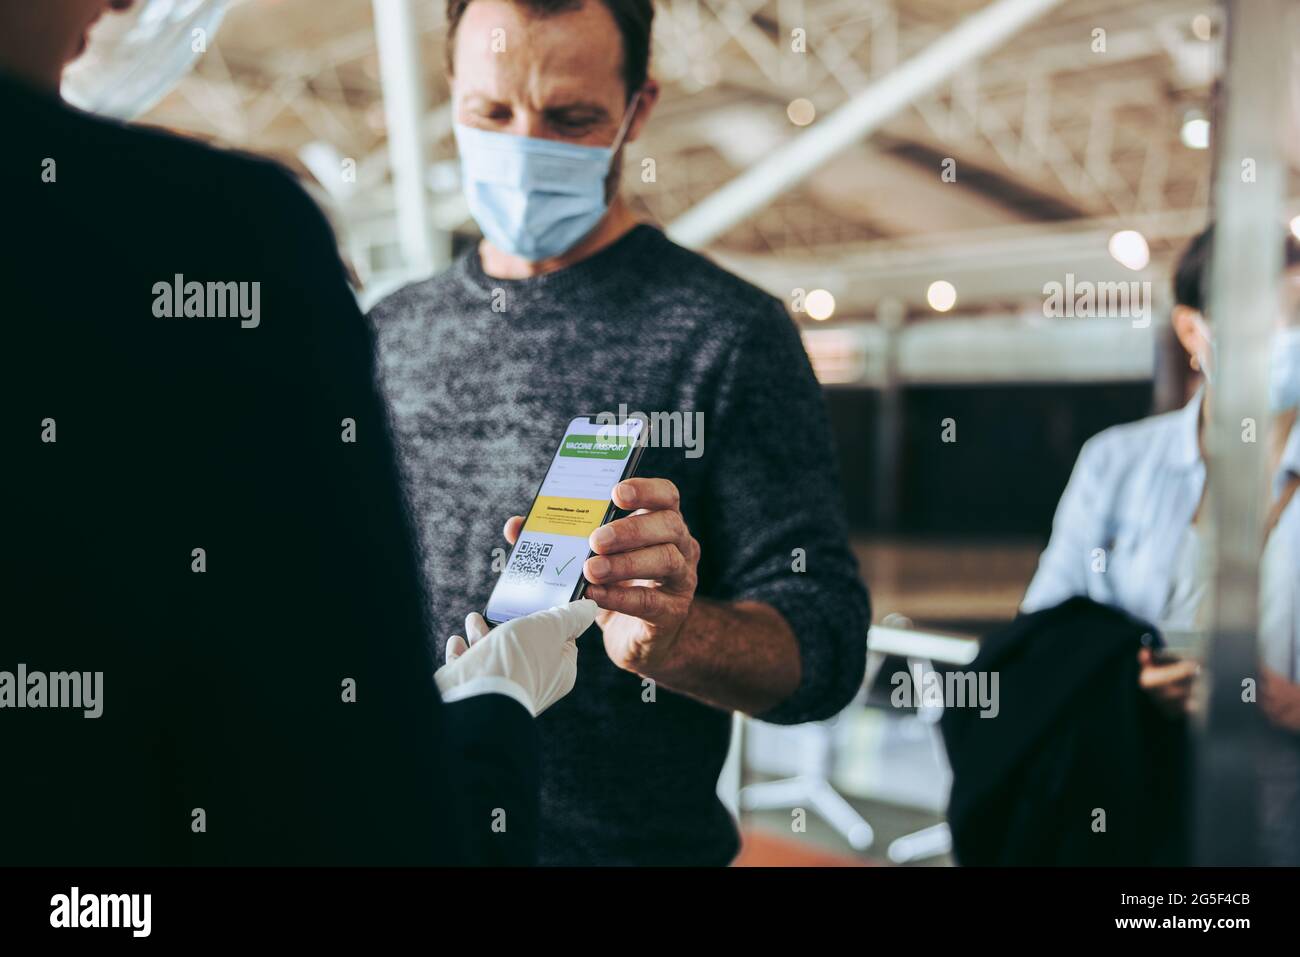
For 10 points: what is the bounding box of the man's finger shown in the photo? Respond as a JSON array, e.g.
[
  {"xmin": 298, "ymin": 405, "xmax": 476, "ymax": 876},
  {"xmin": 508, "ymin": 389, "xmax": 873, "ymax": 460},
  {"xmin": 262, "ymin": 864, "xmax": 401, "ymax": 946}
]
[
  {"xmin": 590, "ymin": 509, "xmax": 689, "ymax": 555},
  {"xmin": 584, "ymin": 543, "xmax": 689, "ymax": 586},
  {"xmin": 503, "ymin": 515, "xmax": 524, "ymax": 545},
  {"xmin": 612, "ymin": 477, "xmax": 680, "ymax": 512},
  {"xmin": 446, "ymin": 635, "xmax": 468, "ymax": 661},
  {"xmin": 585, "ymin": 583, "xmax": 671, "ymax": 621}
]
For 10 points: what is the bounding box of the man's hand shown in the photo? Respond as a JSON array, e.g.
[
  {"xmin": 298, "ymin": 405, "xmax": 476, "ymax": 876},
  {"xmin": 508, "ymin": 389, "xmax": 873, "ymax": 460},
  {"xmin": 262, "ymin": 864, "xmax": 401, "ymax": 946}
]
[
  {"xmin": 1138, "ymin": 648, "xmax": 1199, "ymax": 717},
  {"xmin": 503, "ymin": 477, "xmax": 699, "ymax": 675}
]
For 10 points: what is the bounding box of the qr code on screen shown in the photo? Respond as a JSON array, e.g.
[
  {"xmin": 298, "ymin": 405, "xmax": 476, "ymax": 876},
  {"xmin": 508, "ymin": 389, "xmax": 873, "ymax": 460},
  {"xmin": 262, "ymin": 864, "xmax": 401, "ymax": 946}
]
[{"xmin": 504, "ymin": 541, "xmax": 553, "ymax": 581}]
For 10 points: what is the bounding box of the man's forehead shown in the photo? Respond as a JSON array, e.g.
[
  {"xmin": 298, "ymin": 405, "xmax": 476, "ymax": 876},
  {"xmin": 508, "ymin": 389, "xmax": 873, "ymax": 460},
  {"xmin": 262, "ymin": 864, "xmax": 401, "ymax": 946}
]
[{"xmin": 454, "ymin": 0, "xmax": 624, "ymax": 82}]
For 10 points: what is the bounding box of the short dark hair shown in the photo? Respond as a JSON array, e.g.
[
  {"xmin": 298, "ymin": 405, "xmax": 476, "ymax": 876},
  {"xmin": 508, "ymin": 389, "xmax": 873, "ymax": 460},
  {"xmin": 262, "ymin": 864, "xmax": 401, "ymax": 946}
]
[
  {"xmin": 444, "ymin": 0, "xmax": 653, "ymax": 99},
  {"xmin": 1173, "ymin": 224, "xmax": 1300, "ymax": 314}
]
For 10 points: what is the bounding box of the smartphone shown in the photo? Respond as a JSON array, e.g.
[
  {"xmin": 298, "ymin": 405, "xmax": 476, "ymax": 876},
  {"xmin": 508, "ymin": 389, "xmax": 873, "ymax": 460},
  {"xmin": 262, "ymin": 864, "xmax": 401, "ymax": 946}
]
[{"xmin": 483, "ymin": 415, "xmax": 646, "ymax": 628}]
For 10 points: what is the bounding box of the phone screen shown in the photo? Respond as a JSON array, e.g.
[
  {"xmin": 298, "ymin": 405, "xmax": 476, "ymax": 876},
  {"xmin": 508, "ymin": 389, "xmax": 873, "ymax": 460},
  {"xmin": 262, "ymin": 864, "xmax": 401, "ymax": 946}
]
[{"xmin": 484, "ymin": 416, "xmax": 645, "ymax": 625}]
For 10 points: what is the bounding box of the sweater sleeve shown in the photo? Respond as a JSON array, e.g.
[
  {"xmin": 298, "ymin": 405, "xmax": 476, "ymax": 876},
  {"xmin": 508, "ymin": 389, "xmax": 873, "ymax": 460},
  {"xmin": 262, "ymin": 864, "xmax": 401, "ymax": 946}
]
[{"xmin": 699, "ymin": 297, "xmax": 871, "ymax": 724}]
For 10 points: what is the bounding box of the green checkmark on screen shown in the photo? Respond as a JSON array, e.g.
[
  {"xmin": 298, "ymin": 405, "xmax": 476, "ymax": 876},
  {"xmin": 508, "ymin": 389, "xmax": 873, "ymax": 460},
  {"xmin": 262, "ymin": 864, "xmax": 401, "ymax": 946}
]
[{"xmin": 555, "ymin": 556, "xmax": 575, "ymax": 575}]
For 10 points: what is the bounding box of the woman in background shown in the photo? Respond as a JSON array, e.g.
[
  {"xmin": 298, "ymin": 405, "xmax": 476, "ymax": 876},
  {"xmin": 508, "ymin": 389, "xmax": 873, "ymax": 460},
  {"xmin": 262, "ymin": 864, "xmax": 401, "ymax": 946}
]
[
  {"xmin": 1023, "ymin": 224, "xmax": 1299, "ymax": 864},
  {"xmin": 1023, "ymin": 224, "xmax": 1299, "ymax": 723}
]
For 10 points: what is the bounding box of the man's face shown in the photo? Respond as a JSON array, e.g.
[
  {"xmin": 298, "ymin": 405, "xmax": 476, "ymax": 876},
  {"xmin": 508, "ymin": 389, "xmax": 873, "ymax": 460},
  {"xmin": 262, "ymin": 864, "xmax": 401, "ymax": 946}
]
[{"xmin": 451, "ymin": 0, "xmax": 633, "ymax": 148}]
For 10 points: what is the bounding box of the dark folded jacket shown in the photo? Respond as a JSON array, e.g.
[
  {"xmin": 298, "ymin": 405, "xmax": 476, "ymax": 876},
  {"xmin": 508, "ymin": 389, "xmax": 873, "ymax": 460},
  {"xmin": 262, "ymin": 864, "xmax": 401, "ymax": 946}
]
[{"xmin": 942, "ymin": 597, "xmax": 1190, "ymax": 866}]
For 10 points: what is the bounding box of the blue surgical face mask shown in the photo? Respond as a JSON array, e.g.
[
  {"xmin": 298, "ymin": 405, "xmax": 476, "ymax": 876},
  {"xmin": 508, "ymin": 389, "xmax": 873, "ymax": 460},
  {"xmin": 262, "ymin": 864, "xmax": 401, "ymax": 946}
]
[
  {"xmin": 62, "ymin": 0, "xmax": 230, "ymax": 120},
  {"xmin": 1270, "ymin": 327, "xmax": 1300, "ymax": 411},
  {"xmin": 454, "ymin": 94, "xmax": 641, "ymax": 262}
]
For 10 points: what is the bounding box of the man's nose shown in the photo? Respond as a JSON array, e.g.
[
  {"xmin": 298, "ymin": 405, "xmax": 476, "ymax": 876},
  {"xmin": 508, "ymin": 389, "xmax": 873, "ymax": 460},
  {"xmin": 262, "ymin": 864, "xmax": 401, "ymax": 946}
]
[{"xmin": 507, "ymin": 110, "xmax": 548, "ymax": 140}]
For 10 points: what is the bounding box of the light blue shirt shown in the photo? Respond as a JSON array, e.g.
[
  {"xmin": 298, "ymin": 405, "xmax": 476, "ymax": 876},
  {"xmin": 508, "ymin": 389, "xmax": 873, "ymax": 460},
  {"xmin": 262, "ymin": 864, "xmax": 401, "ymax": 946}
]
[{"xmin": 1023, "ymin": 392, "xmax": 1299, "ymax": 678}]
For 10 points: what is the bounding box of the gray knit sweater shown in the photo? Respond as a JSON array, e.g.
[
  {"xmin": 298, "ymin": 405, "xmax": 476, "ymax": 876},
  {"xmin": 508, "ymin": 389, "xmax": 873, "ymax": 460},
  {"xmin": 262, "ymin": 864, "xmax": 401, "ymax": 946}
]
[{"xmin": 370, "ymin": 224, "xmax": 870, "ymax": 865}]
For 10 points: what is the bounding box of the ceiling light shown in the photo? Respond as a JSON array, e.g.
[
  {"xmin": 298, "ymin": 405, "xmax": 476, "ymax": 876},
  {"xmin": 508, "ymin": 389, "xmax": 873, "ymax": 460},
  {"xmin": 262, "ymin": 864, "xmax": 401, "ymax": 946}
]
[
  {"xmin": 1108, "ymin": 230, "xmax": 1150, "ymax": 271},
  {"xmin": 787, "ymin": 98, "xmax": 816, "ymax": 127},
  {"xmin": 1180, "ymin": 112, "xmax": 1210, "ymax": 150},
  {"xmin": 926, "ymin": 280, "xmax": 957, "ymax": 312},
  {"xmin": 805, "ymin": 288, "xmax": 835, "ymax": 320}
]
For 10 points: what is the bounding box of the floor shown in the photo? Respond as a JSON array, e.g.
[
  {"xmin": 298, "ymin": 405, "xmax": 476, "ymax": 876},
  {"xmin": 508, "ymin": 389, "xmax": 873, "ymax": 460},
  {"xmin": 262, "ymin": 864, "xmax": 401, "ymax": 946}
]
[{"xmin": 736, "ymin": 797, "xmax": 951, "ymax": 867}]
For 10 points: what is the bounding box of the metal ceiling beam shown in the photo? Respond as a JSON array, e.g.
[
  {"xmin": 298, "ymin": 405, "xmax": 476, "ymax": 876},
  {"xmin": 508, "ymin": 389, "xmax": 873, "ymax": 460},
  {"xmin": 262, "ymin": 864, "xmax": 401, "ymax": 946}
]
[{"xmin": 667, "ymin": 0, "xmax": 1068, "ymax": 248}]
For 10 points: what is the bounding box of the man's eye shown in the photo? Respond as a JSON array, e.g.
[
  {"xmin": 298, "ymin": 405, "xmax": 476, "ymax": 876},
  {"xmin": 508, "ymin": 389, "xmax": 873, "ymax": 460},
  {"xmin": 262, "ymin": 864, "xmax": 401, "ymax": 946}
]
[{"xmin": 552, "ymin": 117, "xmax": 598, "ymax": 133}]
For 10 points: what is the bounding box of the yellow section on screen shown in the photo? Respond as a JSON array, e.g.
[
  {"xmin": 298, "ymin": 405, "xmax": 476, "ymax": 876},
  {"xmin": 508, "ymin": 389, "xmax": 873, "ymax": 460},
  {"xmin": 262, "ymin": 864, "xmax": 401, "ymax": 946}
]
[{"xmin": 523, "ymin": 496, "xmax": 608, "ymax": 538}]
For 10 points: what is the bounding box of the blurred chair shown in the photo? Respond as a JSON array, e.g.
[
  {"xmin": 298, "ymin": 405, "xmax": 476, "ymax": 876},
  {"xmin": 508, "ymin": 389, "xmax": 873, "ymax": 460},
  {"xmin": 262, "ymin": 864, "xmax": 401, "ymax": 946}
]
[
  {"xmin": 736, "ymin": 702, "xmax": 875, "ymax": 851},
  {"xmin": 868, "ymin": 617, "xmax": 979, "ymax": 864},
  {"xmin": 728, "ymin": 615, "xmax": 978, "ymax": 862}
]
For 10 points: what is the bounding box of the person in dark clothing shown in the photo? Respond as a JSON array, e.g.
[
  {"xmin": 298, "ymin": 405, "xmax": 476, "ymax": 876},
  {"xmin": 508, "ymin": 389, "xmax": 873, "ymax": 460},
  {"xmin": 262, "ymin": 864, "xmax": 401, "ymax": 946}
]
[
  {"xmin": 370, "ymin": 0, "xmax": 871, "ymax": 865},
  {"xmin": 0, "ymin": 0, "xmax": 592, "ymax": 866}
]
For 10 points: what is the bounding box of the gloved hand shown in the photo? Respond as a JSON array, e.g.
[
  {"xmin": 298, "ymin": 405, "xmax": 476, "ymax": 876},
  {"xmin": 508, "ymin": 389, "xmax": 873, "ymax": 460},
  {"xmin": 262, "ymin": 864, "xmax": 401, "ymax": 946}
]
[{"xmin": 435, "ymin": 600, "xmax": 597, "ymax": 716}]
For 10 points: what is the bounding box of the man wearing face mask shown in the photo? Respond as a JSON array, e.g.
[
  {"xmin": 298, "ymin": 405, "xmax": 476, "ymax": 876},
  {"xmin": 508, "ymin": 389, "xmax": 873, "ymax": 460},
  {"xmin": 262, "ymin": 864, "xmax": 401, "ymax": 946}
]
[
  {"xmin": 1024, "ymin": 225, "xmax": 1300, "ymax": 728},
  {"xmin": 2, "ymin": 0, "xmax": 595, "ymax": 865},
  {"xmin": 371, "ymin": 0, "xmax": 870, "ymax": 866}
]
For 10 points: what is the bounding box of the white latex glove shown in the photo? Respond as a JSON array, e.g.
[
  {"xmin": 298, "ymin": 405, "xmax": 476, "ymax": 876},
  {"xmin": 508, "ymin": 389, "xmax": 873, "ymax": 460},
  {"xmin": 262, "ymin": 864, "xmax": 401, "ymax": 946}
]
[{"xmin": 434, "ymin": 600, "xmax": 597, "ymax": 716}]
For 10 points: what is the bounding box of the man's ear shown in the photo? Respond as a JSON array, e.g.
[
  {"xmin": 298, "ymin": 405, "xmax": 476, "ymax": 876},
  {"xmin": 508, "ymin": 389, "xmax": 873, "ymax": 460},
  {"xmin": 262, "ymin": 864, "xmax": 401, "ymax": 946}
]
[
  {"xmin": 625, "ymin": 77, "xmax": 660, "ymax": 143},
  {"xmin": 1171, "ymin": 304, "xmax": 1205, "ymax": 365}
]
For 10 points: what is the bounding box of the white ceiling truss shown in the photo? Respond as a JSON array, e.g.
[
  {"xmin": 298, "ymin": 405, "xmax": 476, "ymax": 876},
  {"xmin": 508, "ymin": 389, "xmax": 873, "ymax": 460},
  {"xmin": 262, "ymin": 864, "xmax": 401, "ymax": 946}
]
[{"xmin": 135, "ymin": 0, "xmax": 1285, "ymax": 309}]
